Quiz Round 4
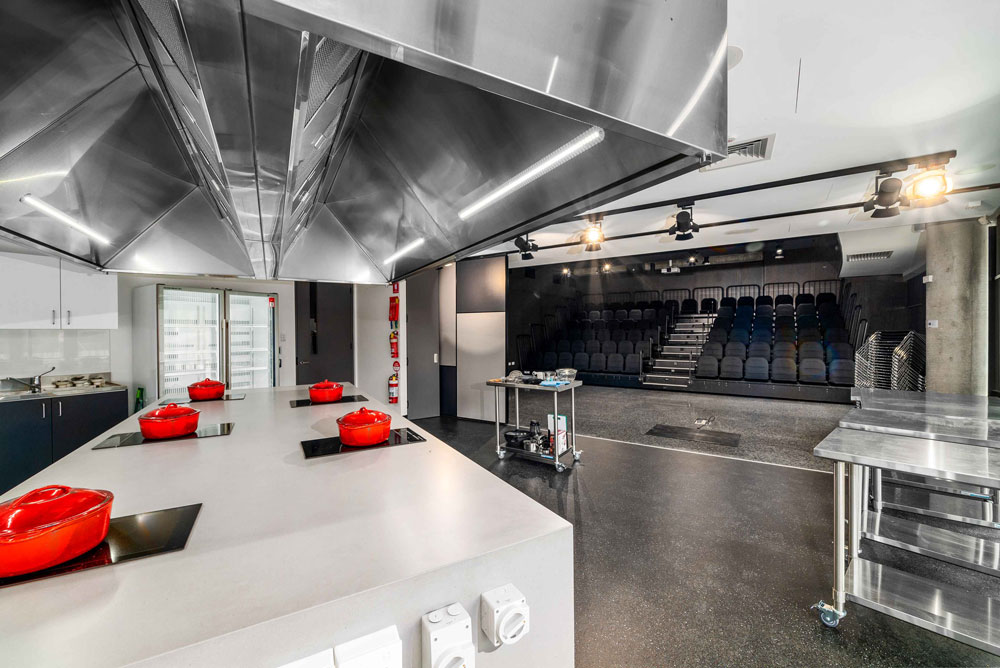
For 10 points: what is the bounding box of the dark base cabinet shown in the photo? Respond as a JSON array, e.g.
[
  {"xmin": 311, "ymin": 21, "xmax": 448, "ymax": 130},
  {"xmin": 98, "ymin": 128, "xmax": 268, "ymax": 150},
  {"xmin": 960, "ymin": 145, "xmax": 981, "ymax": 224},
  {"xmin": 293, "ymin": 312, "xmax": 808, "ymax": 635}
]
[
  {"xmin": 0, "ymin": 399, "xmax": 52, "ymax": 496},
  {"xmin": 52, "ymin": 391, "xmax": 128, "ymax": 462},
  {"xmin": 1, "ymin": 390, "xmax": 127, "ymax": 495}
]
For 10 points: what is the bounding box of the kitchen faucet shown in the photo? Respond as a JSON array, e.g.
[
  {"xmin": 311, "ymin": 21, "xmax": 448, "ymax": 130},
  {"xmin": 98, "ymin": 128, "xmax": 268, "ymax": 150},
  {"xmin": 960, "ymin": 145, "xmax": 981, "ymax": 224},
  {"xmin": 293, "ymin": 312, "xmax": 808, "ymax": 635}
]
[{"xmin": 4, "ymin": 366, "xmax": 56, "ymax": 393}]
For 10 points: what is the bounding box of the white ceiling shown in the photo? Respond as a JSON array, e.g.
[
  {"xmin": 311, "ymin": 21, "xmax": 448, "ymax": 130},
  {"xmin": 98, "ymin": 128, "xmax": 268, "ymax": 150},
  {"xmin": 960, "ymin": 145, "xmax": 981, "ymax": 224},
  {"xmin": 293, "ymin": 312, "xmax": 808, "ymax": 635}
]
[{"xmin": 494, "ymin": 0, "xmax": 1000, "ymax": 272}]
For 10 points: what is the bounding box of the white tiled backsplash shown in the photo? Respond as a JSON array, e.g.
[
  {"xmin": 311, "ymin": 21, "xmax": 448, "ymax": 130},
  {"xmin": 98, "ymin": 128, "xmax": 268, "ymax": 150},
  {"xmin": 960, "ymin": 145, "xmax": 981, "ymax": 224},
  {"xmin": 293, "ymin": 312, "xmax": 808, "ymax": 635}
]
[{"xmin": 0, "ymin": 330, "xmax": 111, "ymax": 378}]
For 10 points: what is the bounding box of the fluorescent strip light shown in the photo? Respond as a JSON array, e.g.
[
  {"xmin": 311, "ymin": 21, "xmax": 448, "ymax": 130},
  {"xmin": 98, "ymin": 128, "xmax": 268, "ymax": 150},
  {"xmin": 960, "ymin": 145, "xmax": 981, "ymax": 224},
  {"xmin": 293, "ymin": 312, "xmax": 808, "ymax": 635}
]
[
  {"xmin": 458, "ymin": 126, "xmax": 605, "ymax": 221},
  {"xmin": 667, "ymin": 33, "xmax": 728, "ymax": 138},
  {"xmin": 545, "ymin": 56, "xmax": 560, "ymax": 94},
  {"xmin": 383, "ymin": 237, "xmax": 425, "ymax": 265},
  {"xmin": 0, "ymin": 171, "xmax": 69, "ymax": 185},
  {"xmin": 21, "ymin": 194, "xmax": 111, "ymax": 246}
]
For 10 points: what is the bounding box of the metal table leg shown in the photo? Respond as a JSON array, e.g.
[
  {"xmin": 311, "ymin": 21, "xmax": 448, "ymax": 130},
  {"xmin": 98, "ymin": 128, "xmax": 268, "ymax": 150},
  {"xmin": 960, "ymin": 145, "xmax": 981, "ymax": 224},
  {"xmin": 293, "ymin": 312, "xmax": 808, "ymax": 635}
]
[
  {"xmin": 850, "ymin": 463, "xmax": 863, "ymax": 558},
  {"xmin": 494, "ymin": 386, "xmax": 503, "ymax": 459},
  {"xmin": 861, "ymin": 466, "xmax": 870, "ymax": 532},
  {"xmin": 515, "ymin": 388, "xmax": 520, "ymax": 429},
  {"xmin": 813, "ymin": 461, "xmax": 848, "ymax": 627},
  {"xmin": 553, "ymin": 390, "xmax": 563, "ymax": 471},
  {"xmin": 873, "ymin": 468, "xmax": 883, "ymax": 513},
  {"xmin": 570, "ymin": 386, "xmax": 580, "ymax": 462}
]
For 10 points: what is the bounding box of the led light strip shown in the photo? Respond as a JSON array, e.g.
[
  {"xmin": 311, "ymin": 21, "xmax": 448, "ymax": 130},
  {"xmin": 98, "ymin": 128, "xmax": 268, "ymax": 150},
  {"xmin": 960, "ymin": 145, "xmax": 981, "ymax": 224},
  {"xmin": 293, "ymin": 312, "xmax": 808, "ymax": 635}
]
[
  {"xmin": 21, "ymin": 194, "xmax": 111, "ymax": 245},
  {"xmin": 458, "ymin": 126, "xmax": 605, "ymax": 221},
  {"xmin": 383, "ymin": 237, "xmax": 425, "ymax": 265}
]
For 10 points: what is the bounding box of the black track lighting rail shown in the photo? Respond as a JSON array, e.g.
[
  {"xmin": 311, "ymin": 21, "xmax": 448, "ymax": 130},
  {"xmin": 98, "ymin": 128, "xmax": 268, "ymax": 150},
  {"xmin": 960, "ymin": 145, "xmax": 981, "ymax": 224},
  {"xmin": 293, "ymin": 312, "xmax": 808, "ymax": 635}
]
[{"xmin": 524, "ymin": 181, "xmax": 1000, "ymax": 253}]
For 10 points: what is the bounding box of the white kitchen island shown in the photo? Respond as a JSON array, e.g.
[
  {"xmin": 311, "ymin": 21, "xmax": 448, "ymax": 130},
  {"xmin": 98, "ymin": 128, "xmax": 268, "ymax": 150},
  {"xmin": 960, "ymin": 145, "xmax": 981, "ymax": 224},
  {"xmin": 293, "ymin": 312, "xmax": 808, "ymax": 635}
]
[{"xmin": 0, "ymin": 385, "xmax": 574, "ymax": 668}]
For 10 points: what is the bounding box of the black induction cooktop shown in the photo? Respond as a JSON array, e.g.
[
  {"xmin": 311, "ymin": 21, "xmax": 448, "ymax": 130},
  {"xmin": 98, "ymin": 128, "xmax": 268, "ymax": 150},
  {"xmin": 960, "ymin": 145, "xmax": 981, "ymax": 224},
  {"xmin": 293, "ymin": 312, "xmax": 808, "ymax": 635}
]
[
  {"xmin": 289, "ymin": 394, "xmax": 367, "ymax": 408},
  {"xmin": 0, "ymin": 504, "xmax": 202, "ymax": 588},
  {"xmin": 92, "ymin": 423, "xmax": 235, "ymax": 449},
  {"xmin": 301, "ymin": 428, "xmax": 425, "ymax": 459},
  {"xmin": 159, "ymin": 393, "xmax": 245, "ymax": 406}
]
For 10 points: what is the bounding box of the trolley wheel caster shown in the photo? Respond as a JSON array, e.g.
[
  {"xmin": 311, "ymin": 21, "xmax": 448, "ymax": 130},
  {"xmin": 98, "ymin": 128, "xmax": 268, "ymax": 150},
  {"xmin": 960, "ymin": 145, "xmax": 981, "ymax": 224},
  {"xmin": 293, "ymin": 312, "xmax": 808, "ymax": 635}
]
[
  {"xmin": 818, "ymin": 609, "xmax": 840, "ymax": 628},
  {"xmin": 498, "ymin": 451, "xmax": 506, "ymax": 460},
  {"xmin": 573, "ymin": 451, "xmax": 582, "ymax": 462},
  {"xmin": 555, "ymin": 463, "xmax": 566, "ymax": 473},
  {"xmin": 811, "ymin": 600, "xmax": 844, "ymax": 628}
]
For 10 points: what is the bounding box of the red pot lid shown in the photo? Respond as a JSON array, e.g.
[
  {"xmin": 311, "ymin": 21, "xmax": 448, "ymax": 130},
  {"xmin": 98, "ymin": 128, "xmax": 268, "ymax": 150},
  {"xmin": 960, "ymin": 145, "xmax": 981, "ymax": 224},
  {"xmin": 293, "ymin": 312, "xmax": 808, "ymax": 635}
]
[
  {"xmin": 337, "ymin": 407, "xmax": 389, "ymax": 426},
  {"xmin": 311, "ymin": 379, "xmax": 342, "ymax": 390},
  {"xmin": 1, "ymin": 485, "xmax": 113, "ymax": 540},
  {"xmin": 141, "ymin": 403, "xmax": 200, "ymax": 420},
  {"xmin": 189, "ymin": 378, "xmax": 224, "ymax": 388}
]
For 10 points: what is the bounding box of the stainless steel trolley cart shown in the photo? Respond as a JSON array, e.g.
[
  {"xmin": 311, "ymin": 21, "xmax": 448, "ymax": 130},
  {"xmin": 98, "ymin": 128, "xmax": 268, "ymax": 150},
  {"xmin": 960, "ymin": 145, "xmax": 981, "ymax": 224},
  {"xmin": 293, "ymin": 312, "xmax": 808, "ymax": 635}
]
[{"xmin": 486, "ymin": 378, "xmax": 582, "ymax": 472}]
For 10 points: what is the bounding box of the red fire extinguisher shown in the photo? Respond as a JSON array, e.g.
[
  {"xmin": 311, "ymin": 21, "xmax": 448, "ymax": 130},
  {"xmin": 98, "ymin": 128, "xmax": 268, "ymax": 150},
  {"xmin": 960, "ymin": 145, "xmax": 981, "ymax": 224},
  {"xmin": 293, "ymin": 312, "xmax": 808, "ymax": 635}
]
[
  {"xmin": 389, "ymin": 330, "xmax": 399, "ymax": 358},
  {"xmin": 388, "ymin": 374, "xmax": 399, "ymax": 403}
]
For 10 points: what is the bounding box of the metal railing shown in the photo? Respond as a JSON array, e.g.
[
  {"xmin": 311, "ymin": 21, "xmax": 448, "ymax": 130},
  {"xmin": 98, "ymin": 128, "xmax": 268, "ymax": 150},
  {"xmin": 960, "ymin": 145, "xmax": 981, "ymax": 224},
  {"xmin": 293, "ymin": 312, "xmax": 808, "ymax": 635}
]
[
  {"xmin": 725, "ymin": 284, "xmax": 761, "ymax": 299},
  {"xmin": 803, "ymin": 279, "xmax": 842, "ymax": 298},
  {"xmin": 762, "ymin": 282, "xmax": 800, "ymax": 299},
  {"xmin": 661, "ymin": 288, "xmax": 692, "ymax": 302}
]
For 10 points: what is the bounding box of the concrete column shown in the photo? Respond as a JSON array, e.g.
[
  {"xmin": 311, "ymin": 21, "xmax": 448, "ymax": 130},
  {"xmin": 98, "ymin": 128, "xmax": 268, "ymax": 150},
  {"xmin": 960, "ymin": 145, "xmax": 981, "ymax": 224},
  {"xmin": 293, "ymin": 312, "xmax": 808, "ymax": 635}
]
[{"xmin": 924, "ymin": 219, "xmax": 989, "ymax": 395}]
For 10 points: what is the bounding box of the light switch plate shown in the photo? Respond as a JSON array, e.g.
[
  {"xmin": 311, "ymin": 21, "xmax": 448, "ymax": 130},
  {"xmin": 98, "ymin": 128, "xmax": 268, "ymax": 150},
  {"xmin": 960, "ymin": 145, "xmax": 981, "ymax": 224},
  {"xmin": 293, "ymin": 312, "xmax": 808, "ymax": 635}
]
[
  {"xmin": 333, "ymin": 626, "xmax": 401, "ymax": 668},
  {"xmin": 927, "ymin": 319, "xmax": 939, "ymax": 328}
]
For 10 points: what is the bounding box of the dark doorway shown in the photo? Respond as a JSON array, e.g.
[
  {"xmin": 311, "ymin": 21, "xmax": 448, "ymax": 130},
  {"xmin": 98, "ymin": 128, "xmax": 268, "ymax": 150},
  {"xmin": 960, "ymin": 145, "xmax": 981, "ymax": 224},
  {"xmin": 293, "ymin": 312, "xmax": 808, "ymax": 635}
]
[
  {"xmin": 407, "ymin": 269, "xmax": 441, "ymax": 419},
  {"xmin": 294, "ymin": 282, "xmax": 354, "ymax": 384}
]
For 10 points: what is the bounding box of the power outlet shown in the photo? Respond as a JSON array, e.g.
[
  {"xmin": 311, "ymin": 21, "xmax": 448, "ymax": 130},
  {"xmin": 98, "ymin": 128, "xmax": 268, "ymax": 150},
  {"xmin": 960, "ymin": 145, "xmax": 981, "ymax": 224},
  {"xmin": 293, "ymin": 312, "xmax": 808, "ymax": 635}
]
[{"xmin": 422, "ymin": 603, "xmax": 475, "ymax": 668}]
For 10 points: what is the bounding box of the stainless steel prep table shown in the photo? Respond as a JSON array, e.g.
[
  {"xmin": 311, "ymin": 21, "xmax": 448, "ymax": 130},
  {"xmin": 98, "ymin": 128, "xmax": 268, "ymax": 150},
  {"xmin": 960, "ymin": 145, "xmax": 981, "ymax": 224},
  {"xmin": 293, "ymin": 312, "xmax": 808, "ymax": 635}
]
[
  {"xmin": 487, "ymin": 378, "xmax": 582, "ymax": 472},
  {"xmin": 812, "ymin": 426, "xmax": 1000, "ymax": 654}
]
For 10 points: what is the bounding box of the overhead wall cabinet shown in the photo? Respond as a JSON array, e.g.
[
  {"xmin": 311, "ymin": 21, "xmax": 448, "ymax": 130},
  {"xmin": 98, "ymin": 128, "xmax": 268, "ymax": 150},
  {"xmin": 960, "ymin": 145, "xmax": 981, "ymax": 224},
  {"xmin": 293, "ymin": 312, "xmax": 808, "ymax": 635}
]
[{"xmin": 0, "ymin": 252, "xmax": 118, "ymax": 329}]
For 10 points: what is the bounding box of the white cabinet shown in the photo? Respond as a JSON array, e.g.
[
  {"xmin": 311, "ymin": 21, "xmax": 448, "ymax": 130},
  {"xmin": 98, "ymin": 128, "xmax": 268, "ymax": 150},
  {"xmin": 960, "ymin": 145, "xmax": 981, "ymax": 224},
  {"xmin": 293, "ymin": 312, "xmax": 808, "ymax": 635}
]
[
  {"xmin": 60, "ymin": 261, "xmax": 118, "ymax": 329},
  {"xmin": 0, "ymin": 252, "xmax": 61, "ymax": 329},
  {"xmin": 0, "ymin": 252, "xmax": 117, "ymax": 329}
]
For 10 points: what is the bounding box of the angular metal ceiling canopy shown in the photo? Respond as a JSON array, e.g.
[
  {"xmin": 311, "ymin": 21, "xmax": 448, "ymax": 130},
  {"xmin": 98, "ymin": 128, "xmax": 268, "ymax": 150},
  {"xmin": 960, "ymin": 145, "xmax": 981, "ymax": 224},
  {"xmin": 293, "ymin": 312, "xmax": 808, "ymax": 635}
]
[{"xmin": 0, "ymin": 0, "xmax": 726, "ymax": 282}]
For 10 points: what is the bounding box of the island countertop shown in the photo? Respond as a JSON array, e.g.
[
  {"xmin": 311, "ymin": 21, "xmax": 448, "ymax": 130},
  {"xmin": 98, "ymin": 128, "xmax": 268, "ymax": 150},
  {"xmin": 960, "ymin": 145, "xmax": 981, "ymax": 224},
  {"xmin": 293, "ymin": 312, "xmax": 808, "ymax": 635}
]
[{"xmin": 0, "ymin": 384, "xmax": 572, "ymax": 667}]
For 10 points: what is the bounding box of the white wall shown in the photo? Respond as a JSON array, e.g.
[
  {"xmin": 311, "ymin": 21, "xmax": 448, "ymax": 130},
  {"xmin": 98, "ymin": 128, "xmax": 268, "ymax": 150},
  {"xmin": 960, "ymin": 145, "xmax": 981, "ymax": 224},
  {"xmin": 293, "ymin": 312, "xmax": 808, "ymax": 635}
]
[
  {"xmin": 354, "ymin": 282, "xmax": 407, "ymax": 414},
  {"xmin": 111, "ymin": 273, "xmax": 297, "ymax": 406}
]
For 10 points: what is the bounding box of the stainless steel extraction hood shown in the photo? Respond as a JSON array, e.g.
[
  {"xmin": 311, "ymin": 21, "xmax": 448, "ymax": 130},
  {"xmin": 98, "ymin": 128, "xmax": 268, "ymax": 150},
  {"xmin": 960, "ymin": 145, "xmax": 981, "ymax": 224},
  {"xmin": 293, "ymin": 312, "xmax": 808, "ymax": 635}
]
[{"xmin": 0, "ymin": 0, "xmax": 727, "ymax": 282}]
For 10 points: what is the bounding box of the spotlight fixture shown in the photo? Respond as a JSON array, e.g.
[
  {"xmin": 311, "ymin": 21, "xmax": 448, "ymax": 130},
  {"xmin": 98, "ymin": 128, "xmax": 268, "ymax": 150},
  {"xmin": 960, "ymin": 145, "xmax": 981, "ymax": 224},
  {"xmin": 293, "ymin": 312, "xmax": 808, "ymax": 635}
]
[
  {"xmin": 513, "ymin": 234, "xmax": 538, "ymax": 260},
  {"xmin": 904, "ymin": 168, "xmax": 953, "ymax": 206},
  {"xmin": 666, "ymin": 205, "xmax": 699, "ymax": 241},
  {"xmin": 561, "ymin": 267, "xmax": 570, "ymax": 275},
  {"xmin": 775, "ymin": 245, "xmax": 783, "ymax": 256},
  {"xmin": 862, "ymin": 176, "xmax": 908, "ymax": 218},
  {"xmin": 602, "ymin": 262, "xmax": 611, "ymax": 272},
  {"xmin": 21, "ymin": 194, "xmax": 111, "ymax": 245},
  {"xmin": 583, "ymin": 219, "xmax": 604, "ymax": 252}
]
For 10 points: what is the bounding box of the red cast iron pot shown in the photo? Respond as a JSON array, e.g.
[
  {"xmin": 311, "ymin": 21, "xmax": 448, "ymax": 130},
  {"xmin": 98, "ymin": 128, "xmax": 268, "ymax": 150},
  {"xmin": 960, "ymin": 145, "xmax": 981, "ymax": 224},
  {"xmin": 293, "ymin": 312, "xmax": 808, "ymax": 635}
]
[
  {"xmin": 187, "ymin": 378, "xmax": 226, "ymax": 401},
  {"xmin": 309, "ymin": 379, "xmax": 344, "ymax": 404},
  {"xmin": 336, "ymin": 407, "xmax": 391, "ymax": 446},
  {"xmin": 0, "ymin": 485, "xmax": 114, "ymax": 577},
  {"xmin": 138, "ymin": 403, "xmax": 201, "ymax": 440}
]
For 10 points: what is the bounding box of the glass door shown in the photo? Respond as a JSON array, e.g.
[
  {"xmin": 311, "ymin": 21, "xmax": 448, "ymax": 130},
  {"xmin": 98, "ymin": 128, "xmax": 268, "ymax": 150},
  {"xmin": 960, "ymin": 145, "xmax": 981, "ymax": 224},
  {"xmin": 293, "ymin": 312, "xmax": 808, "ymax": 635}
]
[
  {"xmin": 158, "ymin": 286, "xmax": 224, "ymax": 399},
  {"xmin": 225, "ymin": 291, "xmax": 277, "ymax": 391}
]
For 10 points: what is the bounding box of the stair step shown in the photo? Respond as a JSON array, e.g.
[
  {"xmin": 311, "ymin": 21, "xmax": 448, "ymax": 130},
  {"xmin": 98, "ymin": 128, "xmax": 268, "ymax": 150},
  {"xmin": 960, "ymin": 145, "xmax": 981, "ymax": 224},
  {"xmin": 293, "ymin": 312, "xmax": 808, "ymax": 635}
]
[
  {"xmin": 642, "ymin": 378, "xmax": 691, "ymax": 388},
  {"xmin": 653, "ymin": 360, "xmax": 696, "ymax": 370}
]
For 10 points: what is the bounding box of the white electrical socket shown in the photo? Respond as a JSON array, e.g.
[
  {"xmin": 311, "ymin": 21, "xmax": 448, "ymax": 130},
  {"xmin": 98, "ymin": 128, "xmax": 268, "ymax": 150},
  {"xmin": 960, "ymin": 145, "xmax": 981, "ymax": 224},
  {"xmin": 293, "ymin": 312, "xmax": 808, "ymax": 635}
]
[
  {"xmin": 333, "ymin": 626, "xmax": 401, "ymax": 668},
  {"xmin": 421, "ymin": 603, "xmax": 475, "ymax": 668},
  {"xmin": 480, "ymin": 584, "xmax": 529, "ymax": 647}
]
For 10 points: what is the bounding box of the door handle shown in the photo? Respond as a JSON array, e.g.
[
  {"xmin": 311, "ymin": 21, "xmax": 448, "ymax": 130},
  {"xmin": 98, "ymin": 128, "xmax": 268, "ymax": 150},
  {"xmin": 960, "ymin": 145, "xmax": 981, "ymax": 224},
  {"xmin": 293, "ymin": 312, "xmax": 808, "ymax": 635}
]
[
  {"xmin": 66, "ymin": 310, "xmax": 71, "ymax": 326},
  {"xmin": 58, "ymin": 401, "xmax": 62, "ymax": 417},
  {"xmin": 42, "ymin": 402, "xmax": 45, "ymax": 419},
  {"xmin": 51, "ymin": 309, "xmax": 56, "ymax": 325},
  {"xmin": 297, "ymin": 360, "xmax": 310, "ymax": 365}
]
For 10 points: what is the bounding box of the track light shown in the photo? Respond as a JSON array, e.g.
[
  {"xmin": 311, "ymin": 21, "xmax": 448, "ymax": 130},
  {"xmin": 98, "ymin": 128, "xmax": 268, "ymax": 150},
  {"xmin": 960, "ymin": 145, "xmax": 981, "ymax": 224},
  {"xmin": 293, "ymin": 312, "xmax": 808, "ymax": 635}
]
[
  {"xmin": 667, "ymin": 206, "xmax": 699, "ymax": 241},
  {"xmin": 20, "ymin": 194, "xmax": 111, "ymax": 245},
  {"xmin": 583, "ymin": 221, "xmax": 604, "ymax": 252},
  {"xmin": 513, "ymin": 234, "xmax": 538, "ymax": 260},
  {"xmin": 905, "ymin": 168, "xmax": 953, "ymax": 206},
  {"xmin": 775, "ymin": 245, "xmax": 783, "ymax": 256},
  {"xmin": 602, "ymin": 262, "xmax": 611, "ymax": 272},
  {"xmin": 562, "ymin": 267, "xmax": 571, "ymax": 276},
  {"xmin": 862, "ymin": 176, "xmax": 908, "ymax": 218}
]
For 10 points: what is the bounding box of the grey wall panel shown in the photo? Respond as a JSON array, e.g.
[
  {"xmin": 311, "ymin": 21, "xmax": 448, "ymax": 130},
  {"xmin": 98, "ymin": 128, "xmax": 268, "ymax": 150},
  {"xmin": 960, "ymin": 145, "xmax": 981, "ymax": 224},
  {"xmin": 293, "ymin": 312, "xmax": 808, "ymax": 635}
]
[
  {"xmin": 439, "ymin": 263, "xmax": 457, "ymax": 365},
  {"xmin": 407, "ymin": 268, "xmax": 440, "ymax": 419},
  {"xmin": 457, "ymin": 312, "xmax": 506, "ymax": 421},
  {"xmin": 457, "ymin": 256, "xmax": 506, "ymax": 313}
]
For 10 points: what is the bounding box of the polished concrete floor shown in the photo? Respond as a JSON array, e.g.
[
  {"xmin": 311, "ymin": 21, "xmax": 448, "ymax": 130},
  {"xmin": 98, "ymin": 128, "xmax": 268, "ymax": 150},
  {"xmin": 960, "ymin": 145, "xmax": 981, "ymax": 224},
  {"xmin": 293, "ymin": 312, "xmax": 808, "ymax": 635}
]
[
  {"xmin": 414, "ymin": 394, "xmax": 997, "ymax": 667},
  {"xmin": 511, "ymin": 385, "xmax": 850, "ymax": 471}
]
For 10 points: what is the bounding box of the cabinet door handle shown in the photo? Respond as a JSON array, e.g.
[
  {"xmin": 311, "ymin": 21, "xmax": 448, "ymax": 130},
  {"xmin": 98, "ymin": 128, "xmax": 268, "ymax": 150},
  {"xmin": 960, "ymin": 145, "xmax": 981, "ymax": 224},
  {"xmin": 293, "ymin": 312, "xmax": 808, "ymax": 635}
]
[
  {"xmin": 42, "ymin": 403, "xmax": 45, "ymax": 419},
  {"xmin": 66, "ymin": 310, "xmax": 71, "ymax": 326},
  {"xmin": 58, "ymin": 401, "xmax": 62, "ymax": 417},
  {"xmin": 52, "ymin": 309, "xmax": 56, "ymax": 325}
]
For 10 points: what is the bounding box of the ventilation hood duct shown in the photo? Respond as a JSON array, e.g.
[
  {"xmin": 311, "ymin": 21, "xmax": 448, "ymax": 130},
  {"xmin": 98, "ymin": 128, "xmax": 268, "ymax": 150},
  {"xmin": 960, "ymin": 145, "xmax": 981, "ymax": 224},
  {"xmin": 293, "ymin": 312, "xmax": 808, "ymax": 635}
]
[{"xmin": 0, "ymin": 0, "xmax": 727, "ymax": 282}]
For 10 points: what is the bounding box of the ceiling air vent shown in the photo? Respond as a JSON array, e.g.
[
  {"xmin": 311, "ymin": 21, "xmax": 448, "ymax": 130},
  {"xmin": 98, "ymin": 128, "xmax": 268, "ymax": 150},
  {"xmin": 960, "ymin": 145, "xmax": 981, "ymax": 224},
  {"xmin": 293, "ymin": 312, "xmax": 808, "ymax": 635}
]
[
  {"xmin": 846, "ymin": 250, "xmax": 893, "ymax": 262},
  {"xmin": 700, "ymin": 134, "xmax": 775, "ymax": 172}
]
